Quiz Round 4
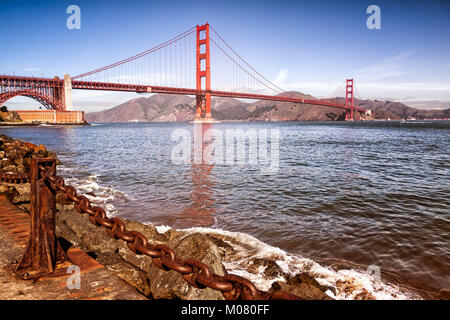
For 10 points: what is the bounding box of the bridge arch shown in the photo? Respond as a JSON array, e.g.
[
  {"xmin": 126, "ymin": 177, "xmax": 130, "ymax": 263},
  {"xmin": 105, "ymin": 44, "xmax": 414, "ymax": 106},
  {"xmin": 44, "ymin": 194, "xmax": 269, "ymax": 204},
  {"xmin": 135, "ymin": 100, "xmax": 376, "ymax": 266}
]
[{"xmin": 0, "ymin": 90, "xmax": 60, "ymax": 110}]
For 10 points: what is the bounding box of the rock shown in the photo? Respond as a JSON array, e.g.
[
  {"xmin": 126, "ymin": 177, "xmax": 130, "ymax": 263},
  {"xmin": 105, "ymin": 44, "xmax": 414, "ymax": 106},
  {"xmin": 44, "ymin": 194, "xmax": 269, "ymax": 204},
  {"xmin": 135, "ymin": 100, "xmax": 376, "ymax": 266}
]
[
  {"xmin": 207, "ymin": 236, "xmax": 236, "ymax": 256},
  {"xmin": 2, "ymin": 165, "xmax": 16, "ymax": 173},
  {"xmin": 6, "ymin": 148, "xmax": 26, "ymax": 162},
  {"xmin": 36, "ymin": 144, "xmax": 47, "ymax": 157},
  {"xmin": 334, "ymin": 278, "xmax": 375, "ymax": 299},
  {"xmin": 9, "ymin": 183, "xmax": 30, "ymax": 204},
  {"xmin": 0, "ymin": 184, "xmax": 19, "ymax": 202},
  {"xmin": 56, "ymin": 190, "xmax": 73, "ymax": 206},
  {"xmin": 47, "ymin": 151, "xmax": 60, "ymax": 164},
  {"xmin": 438, "ymin": 288, "xmax": 450, "ymax": 300},
  {"xmin": 112, "ymin": 221, "xmax": 169, "ymax": 279},
  {"xmin": 147, "ymin": 232, "xmax": 227, "ymax": 300},
  {"xmin": 56, "ymin": 205, "xmax": 227, "ymax": 300},
  {"xmin": 24, "ymin": 142, "xmax": 37, "ymax": 151},
  {"xmin": 352, "ymin": 290, "xmax": 376, "ymax": 300},
  {"xmin": 56, "ymin": 207, "xmax": 119, "ymax": 255},
  {"xmin": 55, "ymin": 217, "xmax": 86, "ymax": 249},
  {"xmin": 16, "ymin": 203, "xmax": 30, "ymax": 213},
  {"xmin": 15, "ymin": 164, "xmax": 25, "ymax": 174},
  {"xmin": 1, "ymin": 159, "xmax": 12, "ymax": 168},
  {"xmin": 13, "ymin": 158, "xmax": 23, "ymax": 166},
  {"xmin": 248, "ymin": 258, "xmax": 285, "ymax": 278},
  {"xmin": 0, "ymin": 135, "xmax": 60, "ymax": 180},
  {"xmin": 270, "ymin": 273, "xmax": 335, "ymax": 300},
  {"xmin": 96, "ymin": 253, "xmax": 152, "ymax": 297},
  {"xmin": 110, "ymin": 220, "xmax": 226, "ymax": 299}
]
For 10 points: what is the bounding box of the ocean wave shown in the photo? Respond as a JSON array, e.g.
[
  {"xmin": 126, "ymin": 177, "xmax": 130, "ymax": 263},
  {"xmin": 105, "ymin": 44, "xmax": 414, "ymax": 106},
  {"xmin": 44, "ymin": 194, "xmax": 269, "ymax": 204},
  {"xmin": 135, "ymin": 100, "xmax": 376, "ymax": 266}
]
[
  {"xmin": 157, "ymin": 225, "xmax": 420, "ymax": 300},
  {"xmin": 56, "ymin": 163, "xmax": 419, "ymax": 300},
  {"xmin": 60, "ymin": 166, "xmax": 130, "ymax": 216}
]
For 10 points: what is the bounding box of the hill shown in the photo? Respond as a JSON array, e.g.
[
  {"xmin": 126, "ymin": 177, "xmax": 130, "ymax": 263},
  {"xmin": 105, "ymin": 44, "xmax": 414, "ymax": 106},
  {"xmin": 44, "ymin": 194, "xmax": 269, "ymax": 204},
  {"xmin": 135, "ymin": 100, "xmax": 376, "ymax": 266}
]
[
  {"xmin": 0, "ymin": 106, "xmax": 22, "ymax": 122},
  {"xmin": 85, "ymin": 93, "xmax": 449, "ymax": 122},
  {"xmin": 333, "ymin": 98, "xmax": 450, "ymax": 120}
]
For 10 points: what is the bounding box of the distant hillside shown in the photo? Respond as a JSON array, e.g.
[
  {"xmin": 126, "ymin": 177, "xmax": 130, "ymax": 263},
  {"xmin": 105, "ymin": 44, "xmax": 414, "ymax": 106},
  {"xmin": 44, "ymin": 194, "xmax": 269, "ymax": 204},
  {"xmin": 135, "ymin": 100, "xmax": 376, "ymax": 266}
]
[
  {"xmin": 86, "ymin": 95, "xmax": 194, "ymax": 122},
  {"xmin": 86, "ymin": 92, "xmax": 449, "ymax": 122},
  {"xmin": 333, "ymin": 98, "xmax": 450, "ymax": 120},
  {"xmin": 0, "ymin": 106, "xmax": 22, "ymax": 122}
]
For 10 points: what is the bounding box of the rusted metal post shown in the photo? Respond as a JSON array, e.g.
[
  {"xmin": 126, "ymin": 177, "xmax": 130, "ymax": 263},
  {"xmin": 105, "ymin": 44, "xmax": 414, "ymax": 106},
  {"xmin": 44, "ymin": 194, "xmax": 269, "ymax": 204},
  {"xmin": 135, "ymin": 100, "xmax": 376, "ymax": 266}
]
[{"xmin": 15, "ymin": 158, "xmax": 67, "ymax": 279}]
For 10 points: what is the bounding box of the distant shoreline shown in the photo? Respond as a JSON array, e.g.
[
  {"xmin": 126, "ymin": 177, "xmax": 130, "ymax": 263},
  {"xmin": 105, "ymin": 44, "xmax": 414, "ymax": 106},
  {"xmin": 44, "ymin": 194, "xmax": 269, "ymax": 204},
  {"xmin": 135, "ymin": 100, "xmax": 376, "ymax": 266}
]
[
  {"xmin": 2, "ymin": 119, "xmax": 449, "ymax": 127},
  {"xmin": 89, "ymin": 119, "xmax": 450, "ymax": 123},
  {"xmin": 0, "ymin": 122, "xmax": 38, "ymax": 126},
  {"xmin": 0, "ymin": 121, "xmax": 90, "ymax": 127}
]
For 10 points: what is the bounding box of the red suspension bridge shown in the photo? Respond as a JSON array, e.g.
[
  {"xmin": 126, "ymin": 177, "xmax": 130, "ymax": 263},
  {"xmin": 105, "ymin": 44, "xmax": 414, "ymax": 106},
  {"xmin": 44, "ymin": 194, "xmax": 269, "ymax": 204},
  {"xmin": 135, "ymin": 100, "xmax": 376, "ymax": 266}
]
[{"xmin": 0, "ymin": 23, "xmax": 369, "ymax": 121}]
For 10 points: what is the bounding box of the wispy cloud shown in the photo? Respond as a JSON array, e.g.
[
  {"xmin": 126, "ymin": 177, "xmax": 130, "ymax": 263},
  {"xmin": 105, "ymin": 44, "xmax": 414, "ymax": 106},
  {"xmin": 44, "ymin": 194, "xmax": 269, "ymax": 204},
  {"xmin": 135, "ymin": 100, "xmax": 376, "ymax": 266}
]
[
  {"xmin": 395, "ymin": 98, "xmax": 450, "ymax": 109},
  {"xmin": 23, "ymin": 67, "xmax": 40, "ymax": 72},
  {"xmin": 273, "ymin": 69, "xmax": 289, "ymax": 86},
  {"xmin": 268, "ymin": 64, "xmax": 450, "ymax": 103},
  {"xmin": 356, "ymin": 81, "xmax": 450, "ymax": 92},
  {"xmin": 355, "ymin": 52, "xmax": 413, "ymax": 81},
  {"xmin": 72, "ymin": 91, "xmax": 146, "ymax": 112},
  {"xmin": 270, "ymin": 73, "xmax": 344, "ymax": 96}
]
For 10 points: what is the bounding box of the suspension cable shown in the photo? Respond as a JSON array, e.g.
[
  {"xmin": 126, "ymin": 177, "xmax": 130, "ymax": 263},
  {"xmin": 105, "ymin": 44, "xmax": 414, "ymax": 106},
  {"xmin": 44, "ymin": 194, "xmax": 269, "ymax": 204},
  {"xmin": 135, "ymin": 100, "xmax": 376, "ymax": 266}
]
[
  {"xmin": 210, "ymin": 25, "xmax": 285, "ymax": 94},
  {"xmin": 73, "ymin": 27, "xmax": 196, "ymax": 80}
]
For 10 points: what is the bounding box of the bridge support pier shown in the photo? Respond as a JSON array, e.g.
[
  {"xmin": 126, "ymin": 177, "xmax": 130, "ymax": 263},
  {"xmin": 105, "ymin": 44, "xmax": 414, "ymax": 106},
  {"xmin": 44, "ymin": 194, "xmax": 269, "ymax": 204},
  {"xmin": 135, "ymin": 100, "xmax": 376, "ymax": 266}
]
[{"xmin": 64, "ymin": 74, "xmax": 73, "ymax": 111}]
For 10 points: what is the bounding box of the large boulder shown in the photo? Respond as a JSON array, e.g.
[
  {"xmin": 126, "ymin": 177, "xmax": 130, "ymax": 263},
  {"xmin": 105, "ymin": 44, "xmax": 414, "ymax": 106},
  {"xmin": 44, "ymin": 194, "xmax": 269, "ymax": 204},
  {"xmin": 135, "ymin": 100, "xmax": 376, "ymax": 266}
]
[
  {"xmin": 56, "ymin": 206, "xmax": 226, "ymax": 300},
  {"xmin": 270, "ymin": 273, "xmax": 335, "ymax": 300},
  {"xmin": 56, "ymin": 208, "xmax": 120, "ymax": 255},
  {"xmin": 0, "ymin": 182, "xmax": 30, "ymax": 205},
  {"xmin": 0, "ymin": 184, "xmax": 19, "ymax": 202},
  {"xmin": 146, "ymin": 232, "xmax": 226, "ymax": 300}
]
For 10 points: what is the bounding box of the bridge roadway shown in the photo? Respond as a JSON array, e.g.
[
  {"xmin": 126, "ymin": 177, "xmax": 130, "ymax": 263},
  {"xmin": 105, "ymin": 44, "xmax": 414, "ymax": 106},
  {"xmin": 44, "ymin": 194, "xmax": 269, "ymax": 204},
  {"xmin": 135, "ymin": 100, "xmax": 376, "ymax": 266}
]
[
  {"xmin": 0, "ymin": 75, "xmax": 367, "ymax": 113},
  {"xmin": 71, "ymin": 80, "xmax": 368, "ymax": 113}
]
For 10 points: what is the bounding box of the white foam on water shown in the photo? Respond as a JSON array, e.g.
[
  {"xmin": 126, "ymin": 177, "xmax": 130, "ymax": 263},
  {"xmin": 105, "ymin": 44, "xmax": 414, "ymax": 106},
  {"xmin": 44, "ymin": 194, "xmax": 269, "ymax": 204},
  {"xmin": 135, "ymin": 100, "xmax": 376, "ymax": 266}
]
[
  {"xmin": 57, "ymin": 166, "xmax": 73, "ymax": 172},
  {"xmin": 55, "ymin": 162, "xmax": 420, "ymax": 300},
  {"xmin": 154, "ymin": 225, "xmax": 172, "ymax": 233},
  {"xmin": 178, "ymin": 226, "xmax": 420, "ymax": 300},
  {"xmin": 60, "ymin": 166, "xmax": 130, "ymax": 216}
]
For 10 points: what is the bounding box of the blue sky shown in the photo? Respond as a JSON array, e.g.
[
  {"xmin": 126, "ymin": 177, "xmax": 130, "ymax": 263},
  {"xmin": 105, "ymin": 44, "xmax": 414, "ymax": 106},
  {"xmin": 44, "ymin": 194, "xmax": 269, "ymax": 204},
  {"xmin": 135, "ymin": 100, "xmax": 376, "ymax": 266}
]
[{"xmin": 1, "ymin": 0, "xmax": 449, "ymax": 111}]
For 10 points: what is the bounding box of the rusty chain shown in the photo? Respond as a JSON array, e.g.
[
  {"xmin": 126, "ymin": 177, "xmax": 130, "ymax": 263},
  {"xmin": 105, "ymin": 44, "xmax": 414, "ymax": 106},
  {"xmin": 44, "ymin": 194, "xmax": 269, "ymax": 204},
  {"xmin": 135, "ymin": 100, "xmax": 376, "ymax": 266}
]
[
  {"xmin": 0, "ymin": 171, "xmax": 30, "ymax": 184},
  {"xmin": 37, "ymin": 165, "xmax": 301, "ymax": 300}
]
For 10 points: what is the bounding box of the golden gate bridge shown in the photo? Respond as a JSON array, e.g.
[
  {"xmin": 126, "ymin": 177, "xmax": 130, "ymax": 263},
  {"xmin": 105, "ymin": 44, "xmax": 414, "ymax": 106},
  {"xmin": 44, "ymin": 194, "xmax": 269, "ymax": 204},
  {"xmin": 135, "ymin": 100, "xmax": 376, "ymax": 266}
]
[{"xmin": 0, "ymin": 23, "xmax": 368, "ymax": 121}]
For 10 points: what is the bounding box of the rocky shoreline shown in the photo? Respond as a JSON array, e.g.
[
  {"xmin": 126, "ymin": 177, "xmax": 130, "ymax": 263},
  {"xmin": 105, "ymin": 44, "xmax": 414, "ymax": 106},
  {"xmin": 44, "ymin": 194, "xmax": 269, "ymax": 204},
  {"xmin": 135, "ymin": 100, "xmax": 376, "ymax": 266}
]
[
  {"xmin": 5, "ymin": 134, "xmax": 445, "ymax": 300},
  {"xmin": 0, "ymin": 134, "xmax": 340, "ymax": 300}
]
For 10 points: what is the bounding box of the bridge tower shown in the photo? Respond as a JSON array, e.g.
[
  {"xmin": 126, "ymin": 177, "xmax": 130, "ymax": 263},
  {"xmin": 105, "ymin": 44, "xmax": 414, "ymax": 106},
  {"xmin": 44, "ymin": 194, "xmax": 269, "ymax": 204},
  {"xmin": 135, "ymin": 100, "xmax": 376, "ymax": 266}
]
[
  {"xmin": 345, "ymin": 78, "xmax": 354, "ymax": 121},
  {"xmin": 195, "ymin": 23, "xmax": 212, "ymax": 121}
]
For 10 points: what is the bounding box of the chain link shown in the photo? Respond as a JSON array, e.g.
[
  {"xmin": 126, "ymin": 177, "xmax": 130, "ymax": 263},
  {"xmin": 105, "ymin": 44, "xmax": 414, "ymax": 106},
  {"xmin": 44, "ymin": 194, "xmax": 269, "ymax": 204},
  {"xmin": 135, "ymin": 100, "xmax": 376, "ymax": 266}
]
[
  {"xmin": 37, "ymin": 165, "xmax": 301, "ymax": 300},
  {"xmin": 0, "ymin": 171, "xmax": 30, "ymax": 184}
]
